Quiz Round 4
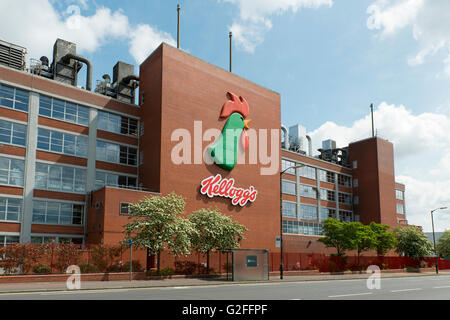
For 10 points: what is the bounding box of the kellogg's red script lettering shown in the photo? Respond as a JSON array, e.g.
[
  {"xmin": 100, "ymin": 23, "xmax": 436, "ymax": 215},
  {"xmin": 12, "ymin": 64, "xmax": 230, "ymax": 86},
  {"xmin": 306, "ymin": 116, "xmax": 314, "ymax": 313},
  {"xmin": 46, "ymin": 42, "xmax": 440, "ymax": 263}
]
[{"xmin": 200, "ymin": 174, "xmax": 258, "ymax": 206}]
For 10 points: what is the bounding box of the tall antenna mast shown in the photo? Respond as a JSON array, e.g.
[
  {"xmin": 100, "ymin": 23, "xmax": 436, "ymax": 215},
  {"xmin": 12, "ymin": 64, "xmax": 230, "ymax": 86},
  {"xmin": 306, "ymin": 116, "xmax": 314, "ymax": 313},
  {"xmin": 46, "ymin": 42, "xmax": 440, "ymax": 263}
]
[
  {"xmin": 229, "ymin": 31, "xmax": 232, "ymax": 72},
  {"xmin": 370, "ymin": 103, "xmax": 375, "ymax": 138},
  {"xmin": 177, "ymin": 4, "xmax": 181, "ymax": 49}
]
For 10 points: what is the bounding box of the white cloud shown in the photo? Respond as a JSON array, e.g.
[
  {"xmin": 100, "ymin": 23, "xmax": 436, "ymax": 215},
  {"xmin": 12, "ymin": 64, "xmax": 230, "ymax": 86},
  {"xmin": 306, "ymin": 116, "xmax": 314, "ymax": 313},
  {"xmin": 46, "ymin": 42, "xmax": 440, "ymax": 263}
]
[
  {"xmin": 0, "ymin": 0, "xmax": 175, "ymax": 65},
  {"xmin": 307, "ymin": 102, "xmax": 450, "ymax": 231},
  {"xmin": 223, "ymin": 0, "xmax": 333, "ymax": 53},
  {"xmin": 129, "ymin": 24, "xmax": 176, "ymax": 64},
  {"xmin": 367, "ymin": 0, "xmax": 450, "ymax": 75}
]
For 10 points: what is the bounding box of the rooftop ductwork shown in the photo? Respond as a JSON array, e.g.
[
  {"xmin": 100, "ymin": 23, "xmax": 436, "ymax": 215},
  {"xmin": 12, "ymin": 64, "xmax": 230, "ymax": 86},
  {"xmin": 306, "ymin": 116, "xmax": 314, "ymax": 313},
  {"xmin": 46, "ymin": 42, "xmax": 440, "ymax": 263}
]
[{"xmin": 61, "ymin": 53, "xmax": 92, "ymax": 91}]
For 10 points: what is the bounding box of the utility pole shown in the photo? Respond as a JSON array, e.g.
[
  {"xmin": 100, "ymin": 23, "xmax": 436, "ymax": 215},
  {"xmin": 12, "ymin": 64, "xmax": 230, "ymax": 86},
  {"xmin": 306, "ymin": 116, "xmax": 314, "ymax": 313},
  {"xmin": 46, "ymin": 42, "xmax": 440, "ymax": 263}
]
[
  {"xmin": 177, "ymin": 4, "xmax": 181, "ymax": 49},
  {"xmin": 370, "ymin": 103, "xmax": 374, "ymax": 138},
  {"xmin": 229, "ymin": 32, "xmax": 232, "ymax": 72}
]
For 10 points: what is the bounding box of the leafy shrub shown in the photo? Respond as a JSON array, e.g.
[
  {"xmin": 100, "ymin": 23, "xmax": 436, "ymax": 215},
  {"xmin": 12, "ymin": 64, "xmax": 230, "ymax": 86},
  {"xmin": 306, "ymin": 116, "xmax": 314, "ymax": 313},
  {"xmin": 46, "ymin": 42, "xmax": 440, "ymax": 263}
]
[
  {"xmin": 121, "ymin": 261, "xmax": 143, "ymax": 272},
  {"xmin": 420, "ymin": 260, "xmax": 428, "ymax": 268},
  {"xmin": 33, "ymin": 264, "xmax": 51, "ymax": 274},
  {"xmin": 175, "ymin": 261, "xmax": 198, "ymax": 274},
  {"xmin": 80, "ymin": 263, "xmax": 99, "ymax": 274},
  {"xmin": 160, "ymin": 267, "xmax": 175, "ymax": 276}
]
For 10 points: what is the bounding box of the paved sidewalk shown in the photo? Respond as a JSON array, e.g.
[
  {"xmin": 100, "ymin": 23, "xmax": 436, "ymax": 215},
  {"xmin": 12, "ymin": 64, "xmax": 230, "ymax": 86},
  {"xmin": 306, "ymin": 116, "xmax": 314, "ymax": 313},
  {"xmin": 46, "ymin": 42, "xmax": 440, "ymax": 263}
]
[{"xmin": 0, "ymin": 271, "xmax": 449, "ymax": 294}]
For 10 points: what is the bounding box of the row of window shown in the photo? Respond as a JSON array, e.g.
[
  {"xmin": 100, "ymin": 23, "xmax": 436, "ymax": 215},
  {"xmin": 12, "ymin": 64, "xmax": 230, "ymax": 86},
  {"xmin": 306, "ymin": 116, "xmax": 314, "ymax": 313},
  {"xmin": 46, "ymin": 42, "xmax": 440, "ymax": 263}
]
[
  {"xmin": 282, "ymin": 181, "xmax": 351, "ymax": 205},
  {"xmin": 0, "ymin": 84, "xmax": 29, "ymax": 112},
  {"xmin": 35, "ymin": 163, "xmax": 86, "ymax": 193},
  {"xmin": 39, "ymin": 95, "xmax": 89, "ymax": 126},
  {"xmin": 37, "ymin": 128, "xmax": 88, "ymax": 158},
  {"xmin": 283, "ymin": 220, "xmax": 323, "ymax": 236},
  {"xmin": 32, "ymin": 200, "xmax": 83, "ymax": 225},
  {"xmin": 95, "ymin": 171, "xmax": 137, "ymax": 190},
  {"xmin": 282, "ymin": 201, "xmax": 356, "ymax": 222},
  {"xmin": 0, "ymin": 235, "xmax": 19, "ymax": 247},
  {"xmin": 98, "ymin": 111, "xmax": 138, "ymax": 137},
  {"xmin": 0, "ymin": 119, "xmax": 26, "ymax": 147},
  {"xmin": 31, "ymin": 236, "xmax": 83, "ymax": 245},
  {"xmin": 396, "ymin": 203, "xmax": 404, "ymax": 214},
  {"xmin": 96, "ymin": 140, "xmax": 137, "ymax": 166},
  {"xmin": 396, "ymin": 190, "xmax": 404, "ymax": 200}
]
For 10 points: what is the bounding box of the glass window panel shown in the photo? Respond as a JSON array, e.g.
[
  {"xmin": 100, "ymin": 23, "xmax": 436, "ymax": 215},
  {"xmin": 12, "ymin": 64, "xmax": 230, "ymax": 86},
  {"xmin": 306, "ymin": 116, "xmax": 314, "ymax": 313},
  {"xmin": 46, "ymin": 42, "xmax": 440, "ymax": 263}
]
[
  {"xmin": 77, "ymin": 106, "xmax": 89, "ymax": 126},
  {"xmin": 14, "ymin": 88, "xmax": 29, "ymax": 112},
  {"xmin": 0, "ymin": 198, "xmax": 6, "ymax": 220},
  {"xmin": 5, "ymin": 236, "xmax": 19, "ymax": 245},
  {"xmin": 106, "ymin": 143, "xmax": 119, "ymax": 163},
  {"xmin": 50, "ymin": 131, "xmax": 63, "ymax": 153},
  {"xmin": 96, "ymin": 141, "xmax": 106, "ymax": 161},
  {"xmin": 60, "ymin": 203, "xmax": 73, "ymax": 225},
  {"xmin": 63, "ymin": 133, "xmax": 76, "ymax": 155},
  {"xmin": 129, "ymin": 119, "xmax": 138, "ymax": 136},
  {"xmin": 282, "ymin": 180, "xmax": 296, "ymax": 195},
  {"xmin": 9, "ymin": 159, "xmax": 24, "ymax": 186},
  {"xmin": 72, "ymin": 204, "xmax": 83, "ymax": 225},
  {"xmin": 31, "ymin": 237, "xmax": 43, "ymax": 244},
  {"xmin": 76, "ymin": 136, "xmax": 88, "ymax": 157},
  {"xmin": 52, "ymin": 99, "xmax": 65, "ymax": 120},
  {"xmin": 32, "ymin": 201, "xmax": 46, "ymax": 223},
  {"xmin": 118, "ymin": 175, "xmax": 127, "ymax": 187},
  {"xmin": 106, "ymin": 173, "xmax": 118, "ymax": 187},
  {"xmin": 39, "ymin": 96, "xmax": 52, "ymax": 117},
  {"xmin": 120, "ymin": 146, "xmax": 128, "ymax": 164},
  {"xmin": 65, "ymin": 103, "xmax": 77, "ymax": 122},
  {"xmin": 95, "ymin": 171, "xmax": 106, "ymax": 189},
  {"xmin": 120, "ymin": 117, "xmax": 129, "ymax": 135},
  {"xmin": 6, "ymin": 199, "xmax": 21, "ymax": 221},
  {"xmin": 11, "ymin": 123, "xmax": 26, "ymax": 146},
  {"xmin": 46, "ymin": 202, "xmax": 60, "ymax": 224},
  {"xmin": 282, "ymin": 201, "xmax": 296, "ymax": 218},
  {"xmin": 37, "ymin": 128, "xmax": 50, "ymax": 150},
  {"xmin": 74, "ymin": 168, "xmax": 86, "ymax": 193},
  {"xmin": 48, "ymin": 165, "xmax": 62, "ymax": 190},
  {"xmin": 0, "ymin": 85, "xmax": 14, "ymax": 108},
  {"xmin": 0, "ymin": 157, "xmax": 9, "ymax": 185},
  {"xmin": 35, "ymin": 163, "xmax": 48, "ymax": 189},
  {"xmin": 0, "ymin": 120, "xmax": 11, "ymax": 144},
  {"xmin": 128, "ymin": 148, "xmax": 137, "ymax": 166},
  {"xmin": 127, "ymin": 177, "xmax": 137, "ymax": 188},
  {"xmin": 62, "ymin": 167, "xmax": 74, "ymax": 191}
]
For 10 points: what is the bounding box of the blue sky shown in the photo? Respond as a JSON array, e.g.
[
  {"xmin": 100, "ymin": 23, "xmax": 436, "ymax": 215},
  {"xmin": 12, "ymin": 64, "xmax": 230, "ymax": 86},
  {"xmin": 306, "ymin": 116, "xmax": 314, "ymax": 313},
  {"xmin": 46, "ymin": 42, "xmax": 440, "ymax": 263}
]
[{"xmin": 1, "ymin": 0, "xmax": 450, "ymax": 231}]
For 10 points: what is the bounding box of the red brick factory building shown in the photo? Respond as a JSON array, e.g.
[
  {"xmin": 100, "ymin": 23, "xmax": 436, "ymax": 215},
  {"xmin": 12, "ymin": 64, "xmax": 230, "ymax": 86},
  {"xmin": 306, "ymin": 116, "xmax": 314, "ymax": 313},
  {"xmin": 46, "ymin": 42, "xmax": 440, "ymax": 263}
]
[{"xmin": 0, "ymin": 38, "xmax": 407, "ymax": 267}]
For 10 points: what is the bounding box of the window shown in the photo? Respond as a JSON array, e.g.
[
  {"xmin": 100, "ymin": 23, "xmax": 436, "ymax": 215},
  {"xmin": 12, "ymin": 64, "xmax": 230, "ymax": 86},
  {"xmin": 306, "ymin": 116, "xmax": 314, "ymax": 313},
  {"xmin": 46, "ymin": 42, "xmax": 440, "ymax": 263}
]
[
  {"xmin": 338, "ymin": 210, "xmax": 353, "ymax": 222},
  {"xmin": 98, "ymin": 111, "xmax": 138, "ymax": 136},
  {"xmin": 354, "ymin": 196, "xmax": 359, "ymax": 205},
  {"xmin": 96, "ymin": 140, "xmax": 137, "ymax": 166},
  {"xmin": 353, "ymin": 160, "xmax": 357, "ymax": 169},
  {"xmin": 37, "ymin": 128, "xmax": 88, "ymax": 157},
  {"xmin": 396, "ymin": 203, "xmax": 404, "ymax": 214},
  {"xmin": 300, "ymin": 204, "xmax": 318, "ymax": 220},
  {"xmin": 0, "ymin": 157, "xmax": 24, "ymax": 187},
  {"xmin": 299, "ymin": 166, "xmax": 316, "ymax": 180},
  {"xmin": 338, "ymin": 174, "xmax": 351, "ymax": 187},
  {"xmin": 396, "ymin": 190, "xmax": 404, "ymax": 200},
  {"xmin": 0, "ymin": 84, "xmax": 29, "ymax": 112},
  {"xmin": 0, "ymin": 197, "xmax": 22, "ymax": 222},
  {"xmin": 282, "ymin": 180, "xmax": 296, "ymax": 195},
  {"xmin": 299, "ymin": 185, "xmax": 317, "ymax": 199},
  {"xmin": 120, "ymin": 203, "xmax": 132, "ymax": 215},
  {"xmin": 282, "ymin": 201, "xmax": 296, "ymax": 218},
  {"xmin": 95, "ymin": 171, "xmax": 137, "ymax": 190},
  {"xmin": 338, "ymin": 192, "xmax": 352, "ymax": 205},
  {"xmin": 38, "ymin": 95, "xmax": 89, "ymax": 126},
  {"xmin": 32, "ymin": 200, "xmax": 83, "ymax": 225},
  {"xmin": 34, "ymin": 163, "xmax": 86, "ymax": 193},
  {"xmin": 31, "ymin": 236, "xmax": 82, "ymax": 244},
  {"xmin": 320, "ymin": 189, "xmax": 336, "ymax": 202},
  {"xmin": 0, "ymin": 235, "xmax": 20, "ymax": 247},
  {"xmin": 320, "ymin": 207, "xmax": 336, "ymax": 221},
  {"xmin": 319, "ymin": 170, "xmax": 335, "ymax": 183},
  {"xmin": 0, "ymin": 119, "xmax": 26, "ymax": 147},
  {"xmin": 281, "ymin": 159, "xmax": 296, "ymax": 175},
  {"xmin": 283, "ymin": 220, "xmax": 323, "ymax": 236},
  {"xmin": 353, "ymin": 179, "xmax": 358, "ymax": 187}
]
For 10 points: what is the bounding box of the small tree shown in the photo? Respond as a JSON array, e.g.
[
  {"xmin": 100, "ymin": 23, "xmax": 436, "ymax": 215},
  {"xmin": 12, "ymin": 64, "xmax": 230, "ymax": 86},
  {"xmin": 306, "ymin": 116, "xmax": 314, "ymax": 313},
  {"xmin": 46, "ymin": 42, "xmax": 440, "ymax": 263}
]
[
  {"xmin": 123, "ymin": 193, "xmax": 196, "ymax": 274},
  {"xmin": 436, "ymin": 230, "xmax": 450, "ymax": 258},
  {"xmin": 189, "ymin": 208, "xmax": 247, "ymax": 273},
  {"xmin": 369, "ymin": 222, "xmax": 397, "ymax": 256},
  {"xmin": 318, "ymin": 218, "xmax": 353, "ymax": 257},
  {"xmin": 345, "ymin": 222, "xmax": 377, "ymax": 267},
  {"xmin": 394, "ymin": 226, "xmax": 434, "ymax": 260}
]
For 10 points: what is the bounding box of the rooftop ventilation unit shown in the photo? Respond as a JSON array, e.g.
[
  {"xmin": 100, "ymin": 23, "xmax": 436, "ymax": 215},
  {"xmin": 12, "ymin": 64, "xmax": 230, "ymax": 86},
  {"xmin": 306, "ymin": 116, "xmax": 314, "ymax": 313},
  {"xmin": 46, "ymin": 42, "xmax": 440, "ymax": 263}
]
[
  {"xmin": 317, "ymin": 140, "xmax": 350, "ymax": 167},
  {"xmin": 0, "ymin": 39, "xmax": 27, "ymax": 71}
]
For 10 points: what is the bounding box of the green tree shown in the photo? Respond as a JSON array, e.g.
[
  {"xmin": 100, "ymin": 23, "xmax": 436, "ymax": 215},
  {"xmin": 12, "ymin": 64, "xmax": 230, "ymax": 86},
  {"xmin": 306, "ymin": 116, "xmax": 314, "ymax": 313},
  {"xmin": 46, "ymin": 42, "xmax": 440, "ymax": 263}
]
[
  {"xmin": 394, "ymin": 226, "xmax": 434, "ymax": 260},
  {"xmin": 123, "ymin": 193, "xmax": 196, "ymax": 273},
  {"xmin": 345, "ymin": 222, "xmax": 377, "ymax": 266},
  {"xmin": 318, "ymin": 218, "xmax": 353, "ymax": 256},
  {"xmin": 436, "ymin": 230, "xmax": 450, "ymax": 258},
  {"xmin": 189, "ymin": 208, "xmax": 247, "ymax": 273},
  {"xmin": 369, "ymin": 222, "xmax": 397, "ymax": 256}
]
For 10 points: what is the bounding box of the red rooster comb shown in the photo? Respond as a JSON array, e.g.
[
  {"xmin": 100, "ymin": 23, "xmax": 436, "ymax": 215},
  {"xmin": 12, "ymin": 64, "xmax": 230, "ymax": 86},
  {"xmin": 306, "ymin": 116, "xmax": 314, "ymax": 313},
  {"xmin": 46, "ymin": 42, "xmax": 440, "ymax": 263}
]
[{"xmin": 220, "ymin": 92, "xmax": 249, "ymax": 118}]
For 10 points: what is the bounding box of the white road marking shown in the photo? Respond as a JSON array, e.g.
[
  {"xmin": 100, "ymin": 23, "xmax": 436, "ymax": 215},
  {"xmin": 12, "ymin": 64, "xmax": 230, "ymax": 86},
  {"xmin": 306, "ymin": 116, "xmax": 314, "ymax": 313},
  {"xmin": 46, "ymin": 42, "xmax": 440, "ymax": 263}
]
[
  {"xmin": 328, "ymin": 292, "xmax": 373, "ymax": 298},
  {"xmin": 390, "ymin": 288, "xmax": 422, "ymax": 293},
  {"xmin": 434, "ymin": 286, "xmax": 450, "ymax": 289}
]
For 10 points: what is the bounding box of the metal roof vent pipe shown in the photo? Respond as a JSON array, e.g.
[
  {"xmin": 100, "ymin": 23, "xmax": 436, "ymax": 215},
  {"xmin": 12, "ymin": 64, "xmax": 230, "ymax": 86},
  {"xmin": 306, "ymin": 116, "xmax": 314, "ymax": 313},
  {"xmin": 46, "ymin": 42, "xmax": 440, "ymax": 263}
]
[
  {"xmin": 281, "ymin": 125, "xmax": 290, "ymax": 150},
  {"xmin": 306, "ymin": 135, "xmax": 312, "ymax": 157},
  {"xmin": 61, "ymin": 53, "xmax": 92, "ymax": 91}
]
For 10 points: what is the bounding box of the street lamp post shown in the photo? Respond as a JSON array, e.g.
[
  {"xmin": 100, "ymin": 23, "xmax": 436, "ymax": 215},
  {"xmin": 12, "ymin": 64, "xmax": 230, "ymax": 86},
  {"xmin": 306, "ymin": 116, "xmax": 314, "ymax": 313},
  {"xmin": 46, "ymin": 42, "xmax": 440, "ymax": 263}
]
[
  {"xmin": 280, "ymin": 164, "xmax": 304, "ymax": 280},
  {"xmin": 431, "ymin": 207, "xmax": 447, "ymax": 274}
]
